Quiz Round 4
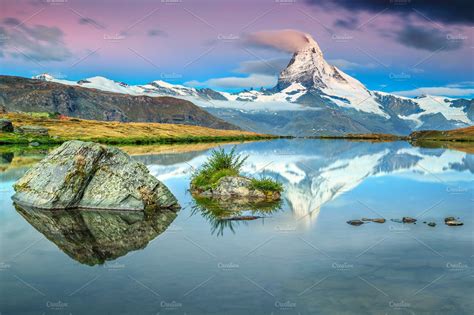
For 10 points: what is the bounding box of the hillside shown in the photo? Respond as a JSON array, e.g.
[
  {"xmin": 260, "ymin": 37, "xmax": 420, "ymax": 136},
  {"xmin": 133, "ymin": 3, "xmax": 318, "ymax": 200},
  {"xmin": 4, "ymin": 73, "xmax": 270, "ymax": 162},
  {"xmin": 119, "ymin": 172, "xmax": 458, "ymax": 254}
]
[
  {"xmin": 409, "ymin": 126, "xmax": 474, "ymax": 142},
  {"xmin": 0, "ymin": 75, "xmax": 237, "ymax": 130},
  {"xmin": 407, "ymin": 126, "xmax": 474, "ymax": 153},
  {"xmin": 0, "ymin": 113, "xmax": 273, "ymax": 145}
]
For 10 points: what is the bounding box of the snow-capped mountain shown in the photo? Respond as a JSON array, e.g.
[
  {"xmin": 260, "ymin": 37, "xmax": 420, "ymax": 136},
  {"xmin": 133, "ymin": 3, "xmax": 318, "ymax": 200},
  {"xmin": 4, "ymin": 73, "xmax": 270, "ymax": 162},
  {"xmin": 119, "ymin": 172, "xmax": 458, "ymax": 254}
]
[
  {"xmin": 32, "ymin": 33, "xmax": 472, "ymax": 135},
  {"xmin": 32, "ymin": 75, "xmax": 227, "ymax": 101},
  {"xmin": 275, "ymin": 34, "xmax": 387, "ymax": 117}
]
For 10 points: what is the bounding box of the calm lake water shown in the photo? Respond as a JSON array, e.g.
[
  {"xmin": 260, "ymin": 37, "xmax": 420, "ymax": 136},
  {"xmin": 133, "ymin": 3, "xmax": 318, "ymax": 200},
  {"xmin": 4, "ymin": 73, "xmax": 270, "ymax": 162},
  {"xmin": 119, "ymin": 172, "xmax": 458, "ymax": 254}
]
[{"xmin": 0, "ymin": 139, "xmax": 473, "ymax": 315}]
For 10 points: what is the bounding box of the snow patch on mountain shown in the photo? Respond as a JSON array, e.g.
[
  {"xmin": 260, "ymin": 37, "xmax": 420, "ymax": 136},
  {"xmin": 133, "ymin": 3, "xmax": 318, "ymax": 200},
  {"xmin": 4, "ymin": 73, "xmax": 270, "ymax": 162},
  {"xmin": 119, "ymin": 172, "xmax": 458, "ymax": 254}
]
[
  {"xmin": 406, "ymin": 95, "xmax": 470, "ymax": 124},
  {"xmin": 320, "ymin": 70, "xmax": 388, "ymax": 118}
]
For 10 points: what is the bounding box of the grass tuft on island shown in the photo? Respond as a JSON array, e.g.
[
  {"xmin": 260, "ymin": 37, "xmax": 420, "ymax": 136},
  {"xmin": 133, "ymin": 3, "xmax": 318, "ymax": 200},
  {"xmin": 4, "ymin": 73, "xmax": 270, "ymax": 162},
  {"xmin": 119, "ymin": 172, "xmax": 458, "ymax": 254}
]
[
  {"xmin": 0, "ymin": 112, "xmax": 276, "ymax": 145},
  {"xmin": 191, "ymin": 146, "xmax": 283, "ymax": 194},
  {"xmin": 249, "ymin": 177, "xmax": 283, "ymax": 193}
]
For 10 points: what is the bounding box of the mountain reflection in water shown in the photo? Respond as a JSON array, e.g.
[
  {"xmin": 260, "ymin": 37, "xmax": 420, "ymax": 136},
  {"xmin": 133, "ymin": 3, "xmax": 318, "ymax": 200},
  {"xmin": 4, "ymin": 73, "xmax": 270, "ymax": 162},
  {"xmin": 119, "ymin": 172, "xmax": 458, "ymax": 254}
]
[
  {"xmin": 1, "ymin": 139, "xmax": 472, "ymax": 314},
  {"xmin": 146, "ymin": 139, "xmax": 473, "ymax": 227}
]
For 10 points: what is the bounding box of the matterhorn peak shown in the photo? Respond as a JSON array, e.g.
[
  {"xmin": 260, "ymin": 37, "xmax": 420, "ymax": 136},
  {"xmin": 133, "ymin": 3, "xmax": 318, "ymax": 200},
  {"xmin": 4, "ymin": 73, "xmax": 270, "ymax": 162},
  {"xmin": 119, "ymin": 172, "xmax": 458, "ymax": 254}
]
[
  {"xmin": 298, "ymin": 33, "xmax": 322, "ymax": 52},
  {"xmin": 277, "ymin": 33, "xmax": 333, "ymax": 90},
  {"xmin": 275, "ymin": 33, "xmax": 389, "ymax": 117}
]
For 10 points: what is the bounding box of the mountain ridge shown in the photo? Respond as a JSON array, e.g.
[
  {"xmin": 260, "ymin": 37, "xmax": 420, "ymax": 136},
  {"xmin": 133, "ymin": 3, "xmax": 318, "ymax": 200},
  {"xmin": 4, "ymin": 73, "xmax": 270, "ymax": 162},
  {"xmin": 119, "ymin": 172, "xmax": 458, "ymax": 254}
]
[
  {"xmin": 0, "ymin": 75, "xmax": 238, "ymax": 130},
  {"xmin": 20, "ymin": 33, "xmax": 474, "ymax": 135}
]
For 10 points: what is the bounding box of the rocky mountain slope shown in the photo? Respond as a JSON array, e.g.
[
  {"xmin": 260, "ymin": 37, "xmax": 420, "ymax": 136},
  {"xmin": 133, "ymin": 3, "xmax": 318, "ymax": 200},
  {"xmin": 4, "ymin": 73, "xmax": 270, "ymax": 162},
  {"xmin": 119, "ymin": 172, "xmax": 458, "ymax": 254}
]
[{"xmin": 0, "ymin": 76, "xmax": 238, "ymax": 130}]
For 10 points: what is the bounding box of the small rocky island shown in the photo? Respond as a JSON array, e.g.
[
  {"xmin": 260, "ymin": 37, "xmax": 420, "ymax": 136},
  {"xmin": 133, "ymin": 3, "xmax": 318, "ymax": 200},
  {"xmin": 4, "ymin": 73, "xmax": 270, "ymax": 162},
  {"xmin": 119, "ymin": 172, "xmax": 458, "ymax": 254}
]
[
  {"xmin": 190, "ymin": 147, "xmax": 283, "ymax": 202},
  {"xmin": 13, "ymin": 140, "xmax": 180, "ymax": 212}
]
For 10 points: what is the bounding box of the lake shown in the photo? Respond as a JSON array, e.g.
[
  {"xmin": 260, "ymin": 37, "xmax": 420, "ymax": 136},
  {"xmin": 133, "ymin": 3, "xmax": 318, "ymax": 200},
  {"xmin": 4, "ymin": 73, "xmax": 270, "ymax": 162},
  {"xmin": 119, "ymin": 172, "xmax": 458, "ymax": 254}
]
[{"xmin": 0, "ymin": 139, "xmax": 473, "ymax": 314}]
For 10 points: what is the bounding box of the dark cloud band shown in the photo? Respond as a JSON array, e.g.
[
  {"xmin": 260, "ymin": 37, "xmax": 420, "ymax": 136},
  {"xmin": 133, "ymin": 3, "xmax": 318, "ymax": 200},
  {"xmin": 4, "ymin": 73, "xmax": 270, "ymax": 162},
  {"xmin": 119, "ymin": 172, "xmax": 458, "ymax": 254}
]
[{"xmin": 305, "ymin": 0, "xmax": 474, "ymax": 25}]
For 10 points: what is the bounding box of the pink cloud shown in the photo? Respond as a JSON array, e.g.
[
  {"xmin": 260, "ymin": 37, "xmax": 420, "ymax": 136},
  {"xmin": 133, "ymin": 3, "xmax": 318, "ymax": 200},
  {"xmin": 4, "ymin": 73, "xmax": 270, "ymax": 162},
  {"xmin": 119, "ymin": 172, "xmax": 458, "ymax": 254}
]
[{"xmin": 244, "ymin": 29, "xmax": 311, "ymax": 53}]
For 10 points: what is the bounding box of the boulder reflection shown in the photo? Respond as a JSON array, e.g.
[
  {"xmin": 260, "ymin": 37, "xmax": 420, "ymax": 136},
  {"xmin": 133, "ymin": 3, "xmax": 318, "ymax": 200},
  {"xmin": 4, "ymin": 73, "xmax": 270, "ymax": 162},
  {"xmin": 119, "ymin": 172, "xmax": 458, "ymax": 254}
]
[{"xmin": 15, "ymin": 204, "xmax": 177, "ymax": 265}]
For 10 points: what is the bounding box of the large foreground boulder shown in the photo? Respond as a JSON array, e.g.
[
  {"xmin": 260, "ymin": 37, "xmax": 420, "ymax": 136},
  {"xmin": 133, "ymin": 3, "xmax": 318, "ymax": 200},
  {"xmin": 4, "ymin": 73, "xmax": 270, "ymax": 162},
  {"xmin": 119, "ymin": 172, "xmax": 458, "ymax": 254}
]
[{"xmin": 13, "ymin": 140, "xmax": 180, "ymax": 211}]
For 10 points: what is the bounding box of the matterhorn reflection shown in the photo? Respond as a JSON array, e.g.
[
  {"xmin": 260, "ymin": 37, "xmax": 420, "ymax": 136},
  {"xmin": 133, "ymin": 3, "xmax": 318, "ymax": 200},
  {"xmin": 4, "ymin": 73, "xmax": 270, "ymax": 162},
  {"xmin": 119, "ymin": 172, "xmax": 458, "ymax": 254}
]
[{"xmin": 147, "ymin": 139, "xmax": 473, "ymax": 229}]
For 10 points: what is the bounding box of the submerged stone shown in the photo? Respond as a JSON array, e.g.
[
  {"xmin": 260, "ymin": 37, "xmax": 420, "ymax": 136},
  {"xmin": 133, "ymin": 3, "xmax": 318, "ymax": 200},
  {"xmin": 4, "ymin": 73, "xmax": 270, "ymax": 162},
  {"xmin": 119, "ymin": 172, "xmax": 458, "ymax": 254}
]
[
  {"xmin": 347, "ymin": 220, "xmax": 364, "ymax": 226},
  {"xmin": 444, "ymin": 217, "xmax": 463, "ymax": 226},
  {"xmin": 12, "ymin": 140, "xmax": 180, "ymax": 211},
  {"xmin": 361, "ymin": 218, "xmax": 386, "ymax": 223},
  {"xmin": 223, "ymin": 215, "xmax": 263, "ymax": 221},
  {"xmin": 445, "ymin": 220, "xmax": 463, "ymax": 226},
  {"xmin": 402, "ymin": 217, "xmax": 417, "ymax": 223}
]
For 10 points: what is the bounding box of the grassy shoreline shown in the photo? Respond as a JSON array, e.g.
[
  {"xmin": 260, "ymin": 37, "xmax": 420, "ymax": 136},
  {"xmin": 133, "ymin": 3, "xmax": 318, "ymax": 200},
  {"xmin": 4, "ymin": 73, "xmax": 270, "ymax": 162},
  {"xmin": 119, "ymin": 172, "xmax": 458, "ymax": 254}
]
[
  {"xmin": 0, "ymin": 133, "xmax": 276, "ymax": 146},
  {"xmin": 1, "ymin": 113, "xmax": 472, "ymax": 154},
  {"xmin": 316, "ymin": 134, "xmax": 405, "ymax": 142},
  {"xmin": 0, "ymin": 113, "xmax": 277, "ymax": 145}
]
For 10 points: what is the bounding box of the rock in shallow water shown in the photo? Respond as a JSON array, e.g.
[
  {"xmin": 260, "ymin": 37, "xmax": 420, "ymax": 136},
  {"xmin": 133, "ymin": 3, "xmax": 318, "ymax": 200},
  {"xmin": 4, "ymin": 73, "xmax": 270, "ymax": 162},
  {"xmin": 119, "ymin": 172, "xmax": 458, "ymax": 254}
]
[
  {"xmin": 444, "ymin": 217, "xmax": 463, "ymax": 226},
  {"xmin": 13, "ymin": 140, "xmax": 180, "ymax": 211},
  {"xmin": 445, "ymin": 220, "xmax": 463, "ymax": 226},
  {"xmin": 194, "ymin": 176, "xmax": 280, "ymax": 201},
  {"xmin": 223, "ymin": 215, "xmax": 263, "ymax": 221},
  {"xmin": 402, "ymin": 217, "xmax": 417, "ymax": 223},
  {"xmin": 361, "ymin": 218, "xmax": 386, "ymax": 223},
  {"xmin": 347, "ymin": 220, "xmax": 364, "ymax": 226}
]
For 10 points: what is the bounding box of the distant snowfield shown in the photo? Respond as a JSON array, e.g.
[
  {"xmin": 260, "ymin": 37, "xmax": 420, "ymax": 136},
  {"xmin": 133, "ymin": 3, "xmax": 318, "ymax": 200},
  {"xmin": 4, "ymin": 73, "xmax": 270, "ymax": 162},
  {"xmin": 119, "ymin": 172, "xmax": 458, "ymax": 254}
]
[
  {"xmin": 187, "ymin": 97, "xmax": 312, "ymax": 111},
  {"xmin": 32, "ymin": 74, "xmax": 318, "ymax": 112},
  {"xmin": 32, "ymin": 71, "xmax": 472, "ymax": 124},
  {"xmin": 406, "ymin": 96, "xmax": 471, "ymax": 125}
]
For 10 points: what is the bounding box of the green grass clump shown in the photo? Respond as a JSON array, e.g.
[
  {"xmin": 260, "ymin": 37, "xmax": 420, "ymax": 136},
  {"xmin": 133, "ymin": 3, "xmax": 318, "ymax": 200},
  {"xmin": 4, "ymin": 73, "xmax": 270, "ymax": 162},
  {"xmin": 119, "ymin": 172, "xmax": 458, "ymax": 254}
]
[
  {"xmin": 249, "ymin": 177, "xmax": 283, "ymax": 193},
  {"xmin": 191, "ymin": 146, "xmax": 248, "ymax": 191},
  {"xmin": 201, "ymin": 146, "xmax": 248, "ymax": 173},
  {"xmin": 191, "ymin": 147, "xmax": 284, "ymax": 194}
]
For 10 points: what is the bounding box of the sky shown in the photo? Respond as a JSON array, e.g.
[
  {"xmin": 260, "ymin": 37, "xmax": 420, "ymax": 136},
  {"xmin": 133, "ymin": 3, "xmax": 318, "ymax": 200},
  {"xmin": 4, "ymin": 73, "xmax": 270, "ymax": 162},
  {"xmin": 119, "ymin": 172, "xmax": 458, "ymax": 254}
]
[{"xmin": 0, "ymin": 0, "xmax": 473, "ymax": 97}]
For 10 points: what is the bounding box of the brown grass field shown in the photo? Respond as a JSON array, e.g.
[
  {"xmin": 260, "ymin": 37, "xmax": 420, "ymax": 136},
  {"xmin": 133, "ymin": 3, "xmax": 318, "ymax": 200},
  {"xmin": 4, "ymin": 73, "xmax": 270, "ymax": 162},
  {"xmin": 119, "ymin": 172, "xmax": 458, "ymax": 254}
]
[{"xmin": 0, "ymin": 113, "xmax": 275, "ymax": 145}]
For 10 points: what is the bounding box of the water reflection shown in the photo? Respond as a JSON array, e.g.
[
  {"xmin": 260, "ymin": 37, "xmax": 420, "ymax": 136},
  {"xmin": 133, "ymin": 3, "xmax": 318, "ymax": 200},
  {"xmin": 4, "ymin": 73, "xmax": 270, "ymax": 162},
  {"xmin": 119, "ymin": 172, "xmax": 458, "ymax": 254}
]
[
  {"xmin": 147, "ymin": 140, "xmax": 473, "ymax": 227},
  {"xmin": 14, "ymin": 204, "xmax": 177, "ymax": 265},
  {"xmin": 191, "ymin": 195, "xmax": 282, "ymax": 236},
  {"xmin": 1, "ymin": 139, "xmax": 472, "ymax": 314}
]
